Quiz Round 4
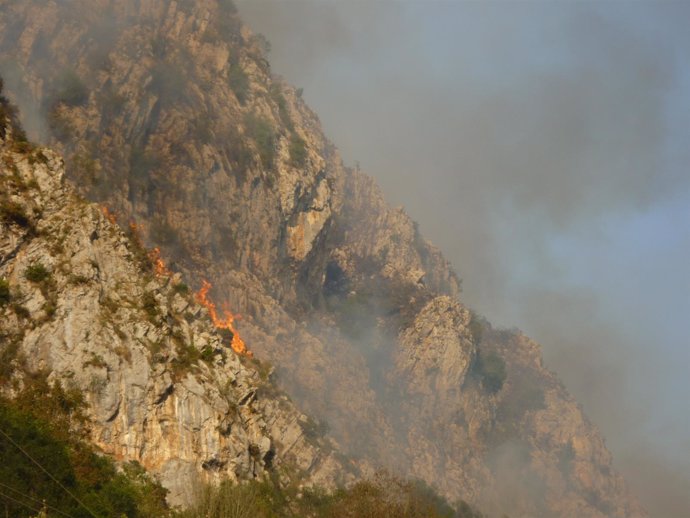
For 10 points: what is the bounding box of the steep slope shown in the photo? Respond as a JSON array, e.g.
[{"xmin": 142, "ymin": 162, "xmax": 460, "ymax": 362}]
[
  {"xmin": 0, "ymin": 100, "xmax": 345, "ymax": 505},
  {"xmin": 0, "ymin": 1, "xmax": 645, "ymax": 516}
]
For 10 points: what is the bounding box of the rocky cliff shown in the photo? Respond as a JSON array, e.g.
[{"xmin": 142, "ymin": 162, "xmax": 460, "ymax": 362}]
[
  {"xmin": 0, "ymin": 102, "xmax": 345, "ymax": 505},
  {"xmin": 0, "ymin": 1, "xmax": 646, "ymax": 516}
]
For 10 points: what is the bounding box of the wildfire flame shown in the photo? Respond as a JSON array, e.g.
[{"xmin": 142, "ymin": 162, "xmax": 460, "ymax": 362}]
[
  {"xmin": 148, "ymin": 247, "xmax": 172, "ymax": 277},
  {"xmin": 101, "ymin": 206, "xmax": 118, "ymax": 225},
  {"xmin": 194, "ymin": 280, "xmax": 252, "ymax": 357}
]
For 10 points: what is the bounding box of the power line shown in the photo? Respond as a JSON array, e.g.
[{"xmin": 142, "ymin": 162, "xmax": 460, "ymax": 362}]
[
  {"xmin": 0, "ymin": 489, "xmax": 48, "ymax": 517},
  {"xmin": 0, "ymin": 481, "xmax": 76, "ymax": 518},
  {"xmin": 0, "ymin": 426, "xmax": 100, "ymax": 518}
]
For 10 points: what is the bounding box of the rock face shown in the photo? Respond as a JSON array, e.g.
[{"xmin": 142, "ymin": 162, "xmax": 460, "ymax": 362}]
[
  {"xmin": 0, "ymin": 1, "xmax": 646, "ymax": 516},
  {"xmin": 0, "ymin": 117, "xmax": 345, "ymax": 505}
]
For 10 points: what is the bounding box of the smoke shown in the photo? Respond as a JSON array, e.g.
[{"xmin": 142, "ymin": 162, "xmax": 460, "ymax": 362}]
[{"xmin": 237, "ymin": 0, "xmax": 690, "ymax": 515}]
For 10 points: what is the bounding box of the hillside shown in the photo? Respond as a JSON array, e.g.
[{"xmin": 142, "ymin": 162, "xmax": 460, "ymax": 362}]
[
  {"xmin": 0, "ymin": 1, "xmax": 646, "ymax": 516},
  {"xmin": 0, "ymin": 88, "xmax": 345, "ymax": 506}
]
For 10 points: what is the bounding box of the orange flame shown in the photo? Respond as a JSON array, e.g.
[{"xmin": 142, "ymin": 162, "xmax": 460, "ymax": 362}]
[
  {"xmin": 194, "ymin": 280, "xmax": 252, "ymax": 357},
  {"xmin": 101, "ymin": 206, "xmax": 118, "ymax": 225},
  {"xmin": 148, "ymin": 247, "xmax": 172, "ymax": 277}
]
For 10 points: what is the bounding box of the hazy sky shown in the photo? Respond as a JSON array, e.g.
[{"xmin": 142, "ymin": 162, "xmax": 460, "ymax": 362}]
[{"xmin": 237, "ymin": 1, "xmax": 689, "ymax": 515}]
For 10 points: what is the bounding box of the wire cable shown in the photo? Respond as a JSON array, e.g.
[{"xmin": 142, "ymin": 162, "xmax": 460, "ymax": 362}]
[
  {"xmin": 0, "ymin": 427, "xmax": 100, "ymax": 518},
  {"xmin": 0, "ymin": 481, "xmax": 76, "ymax": 518},
  {"xmin": 0, "ymin": 489, "xmax": 49, "ymax": 516}
]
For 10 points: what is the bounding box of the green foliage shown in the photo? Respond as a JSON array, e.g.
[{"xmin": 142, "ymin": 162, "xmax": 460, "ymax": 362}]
[
  {"xmin": 288, "ymin": 135, "xmax": 307, "ymax": 168},
  {"xmin": 100, "ymin": 87, "xmax": 127, "ymax": 117},
  {"xmin": 252, "ymin": 34, "xmax": 272, "ymax": 56},
  {"xmin": 468, "ymin": 310, "xmax": 484, "ymax": 344},
  {"xmin": 0, "ymin": 338, "xmax": 21, "ymax": 384},
  {"xmin": 173, "ymin": 282, "xmax": 189, "ymax": 295},
  {"xmin": 129, "ymin": 145, "xmax": 162, "ymax": 180},
  {"xmin": 47, "ymin": 108, "xmax": 74, "ymax": 140},
  {"xmin": 300, "ymin": 416, "xmax": 329, "ymax": 442},
  {"xmin": 270, "ymin": 84, "xmax": 294, "ymax": 131},
  {"xmin": 312, "ymin": 474, "xmax": 481, "ymax": 518},
  {"xmin": 244, "ymin": 113, "xmax": 275, "ymax": 169},
  {"xmin": 496, "ymin": 367, "xmax": 546, "ymax": 425},
  {"xmin": 0, "ymin": 278, "xmax": 9, "ymax": 305},
  {"xmin": 53, "ymin": 70, "xmax": 89, "ymax": 107},
  {"xmin": 0, "ymin": 377, "xmax": 169, "ymax": 518},
  {"xmin": 474, "ymin": 351, "xmax": 507, "ymax": 394},
  {"xmin": 150, "ymin": 59, "xmax": 188, "ymax": 101},
  {"xmin": 0, "ymin": 199, "xmax": 30, "ymax": 227},
  {"xmin": 200, "ymin": 345, "xmax": 216, "ymax": 363},
  {"xmin": 176, "ymin": 479, "xmax": 278, "ymax": 518},
  {"xmin": 11, "ymin": 303, "xmax": 30, "ymax": 320},
  {"xmin": 124, "ymin": 220, "xmax": 157, "ymax": 274},
  {"xmin": 171, "ymin": 342, "xmax": 202, "ymax": 379},
  {"xmin": 68, "ymin": 274, "xmax": 91, "ymax": 285},
  {"xmin": 24, "ymin": 262, "xmax": 50, "ymax": 283},
  {"xmin": 0, "ymin": 77, "xmax": 28, "ymax": 142},
  {"xmin": 213, "ymin": 11, "xmax": 242, "ymax": 45},
  {"xmin": 150, "ymin": 220, "xmax": 179, "ymax": 247},
  {"xmin": 176, "ymin": 472, "xmax": 483, "ymax": 518},
  {"xmin": 71, "ymin": 150, "xmax": 98, "ymax": 186},
  {"xmin": 142, "ymin": 291, "xmax": 159, "ymax": 319},
  {"xmin": 228, "ymin": 63, "xmax": 250, "ymax": 104}
]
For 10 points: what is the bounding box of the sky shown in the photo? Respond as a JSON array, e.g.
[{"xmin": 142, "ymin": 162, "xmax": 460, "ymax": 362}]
[{"xmin": 236, "ymin": 1, "xmax": 690, "ymax": 515}]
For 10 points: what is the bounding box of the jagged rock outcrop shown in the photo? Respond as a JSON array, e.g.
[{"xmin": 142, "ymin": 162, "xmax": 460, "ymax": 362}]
[
  {"xmin": 0, "ymin": 1, "xmax": 646, "ymax": 516},
  {"xmin": 0, "ymin": 117, "xmax": 346, "ymax": 505}
]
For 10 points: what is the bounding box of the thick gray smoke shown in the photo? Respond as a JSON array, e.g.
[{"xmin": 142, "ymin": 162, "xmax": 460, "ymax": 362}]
[{"xmin": 237, "ymin": 1, "xmax": 690, "ymax": 515}]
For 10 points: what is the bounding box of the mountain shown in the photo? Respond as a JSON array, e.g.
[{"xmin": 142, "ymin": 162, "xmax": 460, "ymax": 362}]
[
  {"xmin": 0, "ymin": 1, "xmax": 646, "ymax": 516},
  {"xmin": 0, "ymin": 85, "xmax": 345, "ymax": 506}
]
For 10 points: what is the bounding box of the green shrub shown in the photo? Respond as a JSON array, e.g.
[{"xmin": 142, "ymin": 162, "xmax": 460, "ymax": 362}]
[
  {"xmin": 71, "ymin": 150, "xmax": 98, "ymax": 185},
  {"xmin": 142, "ymin": 291, "xmax": 159, "ymax": 319},
  {"xmin": 301, "ymin": 472, "xmax": 481, "ymax": 518},
  {"xmin": 68, "ymin": 274, "xmax": 90, "ymax": 285},
  {"xmin": 54, "ymin": 70, "xmax": 89, "ymax": 107},
  {"xmin": 200, "ymin": 345, "xmax": 216, "ymax": 363},
  {"xmin": 24, "ymin": 262, "xmax": 50, "ymax": 283},
  {"xmin": 11, "ymin": 303, "xmax": 30, "ymax": 319},
  {"xmin": 300, "ymin": 415, "xmax": 330, "ymax": 442},
  {"xmin": 270, "ymin": 83, "xmax": 294, "ymax": 131},
  {"xmin": 100, "ymin": 87, "xmax": 127, "ymax": 117},
  {"xmin": 150, "ymin": 59, "xmax": 188, "ymax": 102},
  {"xmin": 468, "ymin": 310, "xmax": 484, "ymax": 344},
  {"xmin": 177, "ymin": 479, "xmax": 276, "ymax": 518},
  {"xmin": 474, "ymin": 351, "xmax": 507, "ymax": 394},
  {"xmin": 150, "ymin": 220, "xmax": 179, "ymax": 247},
  {"xmin": 0, "ymin": 278, "xmax": 9, "ymax": 305},
  {"xmin": 0, "ymin": 78, "xmax": 21, "ymax": 139},
  {"xmin": 171, "ymin": 343, "xmax": 202, "ymax": 379},
  {"xmin": 178, "ymin": 472, "xmax": 483, "ymax": 518},
  {"xmin": 47, "ymin": 107, "xmax": 74, "ymax": 140},
  {"xmin": 0, "ymin": 379, "xmax": 169, "ymax": 518},
  {"xmin": 228, "ymin": 63, "xmax": 250, "ymax": 104},
  {"xmin": 289, "ymin": 134, "xmax": 308, "ymax": 168},
  {"xmin": 244, "ymin": 113, "xmax": 275, "ymax": 169},
  {"xmin": 129, "ymin": 145, "xmax": 162, "ymax": 180},
  {"xmin": 0, "ymin": 199, "xmax": 30, "ymax": 227},
  {"xmin": 0, "ymin": 338, "xmax": 20, "ymax": 383},
  {"xmin": 173, "ymin": 282, "xmax": 189, "ymax": 295}
]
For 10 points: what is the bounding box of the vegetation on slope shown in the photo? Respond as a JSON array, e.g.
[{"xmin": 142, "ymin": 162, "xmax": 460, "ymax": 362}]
[
  {"xmin": 176, "ymin": 472, "xmax": 485, "ymax": 518},
  {"xmin": 0, "ymin": 375, "xmax": 169, "ymax": 518}
]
